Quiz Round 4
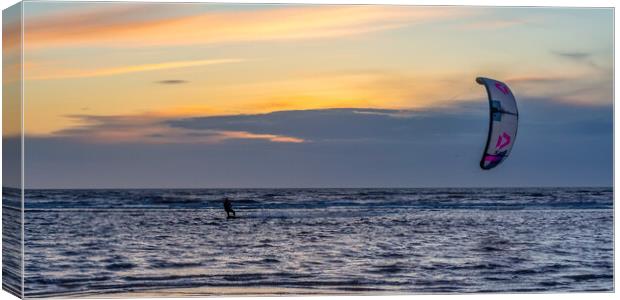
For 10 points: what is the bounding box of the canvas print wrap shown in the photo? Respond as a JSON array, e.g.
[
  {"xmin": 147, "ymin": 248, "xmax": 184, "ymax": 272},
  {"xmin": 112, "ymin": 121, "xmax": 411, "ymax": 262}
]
[
  {"xmin": 3, "ymin": 2, "xmax": 23, "ymax": 298},
  {"xmin": 2, "ymin": 1, "xmax": 614, "ymax": 298}
]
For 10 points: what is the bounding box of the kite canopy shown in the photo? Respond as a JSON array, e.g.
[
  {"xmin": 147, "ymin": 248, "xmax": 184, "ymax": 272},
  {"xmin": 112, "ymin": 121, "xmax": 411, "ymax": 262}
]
[{"xmin": 476, "ymin": 77, "xmax": 519, "ymax": 170}]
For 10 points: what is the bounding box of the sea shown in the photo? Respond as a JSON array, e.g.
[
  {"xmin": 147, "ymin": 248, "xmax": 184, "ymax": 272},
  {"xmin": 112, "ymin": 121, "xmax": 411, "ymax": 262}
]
[{"xmin": 3, "ymin": 187, "xmax": 614, "ymax": 297}]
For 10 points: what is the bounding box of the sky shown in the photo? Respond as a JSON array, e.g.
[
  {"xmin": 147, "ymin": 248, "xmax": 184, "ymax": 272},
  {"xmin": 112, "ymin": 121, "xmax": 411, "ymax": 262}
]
[{"xmin": 4, "ymin": 2, "xmax": 613, "ymax": 188}]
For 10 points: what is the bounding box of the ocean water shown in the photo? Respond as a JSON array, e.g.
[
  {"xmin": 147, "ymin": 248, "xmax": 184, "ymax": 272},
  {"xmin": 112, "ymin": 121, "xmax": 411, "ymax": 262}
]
[
  {"xmin": 2, "ymin": 188, "xmax": 22, "ymax": 297},
  {"xmin": 18, "ymin": 188, "xmax": 613, "ymax": 297}
]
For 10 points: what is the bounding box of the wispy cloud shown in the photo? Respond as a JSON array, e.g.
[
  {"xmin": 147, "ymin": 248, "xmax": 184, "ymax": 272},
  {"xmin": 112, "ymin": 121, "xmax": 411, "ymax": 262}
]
[
  {"xmin": 461, "ymin": 19, "xmax": 528, "ymax": 30},
  {"xmin": 23, "ymin": 3, "xmax": 177, "ymax": 47},
  {"xmin": 352, "ymin": 109, "xmax": 417, "ymax": 118},
  {"xmin": 501, "ymin": 50, "xmax": 611, "ymax": 106},
  {"xmin": 217, "ymin": 131, "xmax": 304, "ymax": 143},
  {"xmin": 156, "ymin": 79, "xmax": 188, "ymax": 85},
  {"xmin": 24, "ymin": 5, "xmax": 470, "ymax": 48},
  {"xmin": 51, "ymin": 114, "xmax": 305, "ymax": 144},
  {"xmin": 27, "ymin": 58, "xmax": 243, "ymax": 80},
  {"xmin": 505, "ymin": 75, "xmax": 575, "ymax": 84},
  {"xmin": 552, "ymin": 51, "xmax": 591, "ymax": 61},
  {"xmin": 506, "ymin": 72, "xmax": 611, "ymax": 106},
  {"xmin": 551, "ymin": 50, "xmax": 602, "ymax": 70}
]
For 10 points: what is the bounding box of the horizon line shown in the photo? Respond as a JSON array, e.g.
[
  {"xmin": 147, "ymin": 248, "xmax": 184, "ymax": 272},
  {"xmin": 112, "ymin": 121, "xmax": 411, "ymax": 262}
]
[{"xmin": 6, "ymin": 185, "xmax": 613, "ymax": 191}]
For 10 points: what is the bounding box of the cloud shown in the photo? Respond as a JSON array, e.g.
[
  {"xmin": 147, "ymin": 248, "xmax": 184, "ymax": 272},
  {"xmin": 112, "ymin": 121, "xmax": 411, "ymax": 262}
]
[
  {"xmin": 168, "ymin": 102, "xmax": 612, "ymax": 142},
  {"xmin": 216, "ymin": 131, "xmax": 304, "ymax": 143},
  {"xmin": 505, "ymin": 75, "xmax": 574, "ymax": 84},
  {"xmin": 167, "ymin": 108, "xmax": 467, "ymax": 142},
  {"xmin": 156, "ymin": 80, "xmax": 188, "ymax": 85},
  {"xmin": 23, "ymin": 101, "xmax": 612, "ymax": 188},
  {"xmin": 352, "ymin": 109, "xmax": 418, "ymax": 118},
  {"xmin": 23, "ymin": 3, "xmax": 177, "ymax": 47},
  {"xmin": 50, "ymin": 114, "xmax": 305, "ymax": 144},
  {"xmin": 551, "ymin": 50, "xmax": 604, "ymax": 71},
  {"xmin": 49, "ymin": 98, "xmax": 612, "ymax": 147},
  {"xmin": 461, "ymin": 19, "xmax": 528, "ymax": 30},
  {"xmin": 24, "ymin": 4, "xmax": 471, "ymax": 49},
  {"xmin": 506, "ymin": 68, "xmax": 611, "ymax": 107},
  {"xmin": 552, "ymin": 51, "xmax": 591, "ymax": 61},
  {"xmin": 49, "ymin": 107, "xmax": 489, "ymax": 146},
  {"xmin": 27, "ymin": 58, "xmax": 244, "ymax": 80}
]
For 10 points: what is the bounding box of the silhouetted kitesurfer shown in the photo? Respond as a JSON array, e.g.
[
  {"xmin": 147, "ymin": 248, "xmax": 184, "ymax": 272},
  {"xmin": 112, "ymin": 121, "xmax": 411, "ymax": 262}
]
[{"xmin": 223, "ymin": 197, "xmax": 235, "ymax": 218}]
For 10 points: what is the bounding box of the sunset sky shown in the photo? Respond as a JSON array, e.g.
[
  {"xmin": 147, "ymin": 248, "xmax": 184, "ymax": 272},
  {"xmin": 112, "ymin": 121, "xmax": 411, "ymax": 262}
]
[{"xmin": 5, "ymin": 2, "xmax": 613, "ymax": 188}]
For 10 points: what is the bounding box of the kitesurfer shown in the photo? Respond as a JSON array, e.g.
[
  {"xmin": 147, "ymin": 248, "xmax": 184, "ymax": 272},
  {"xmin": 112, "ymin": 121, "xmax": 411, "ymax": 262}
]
[{"xmin": 223, "ymin": 197, "xmax": 235, "ymax": 218}]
